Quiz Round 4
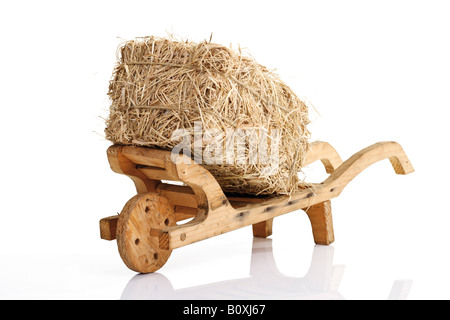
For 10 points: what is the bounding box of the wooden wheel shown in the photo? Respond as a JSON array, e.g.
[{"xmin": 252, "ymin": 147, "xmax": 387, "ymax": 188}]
[{"xmin": 116, "ymin": 193, "xmax": 176, "ymax": 273}]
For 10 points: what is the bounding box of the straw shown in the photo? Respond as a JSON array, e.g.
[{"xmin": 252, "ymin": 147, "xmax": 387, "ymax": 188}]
[{"xmin": 105, "ymin": 36, "xmax": 310, "ymax": 195}]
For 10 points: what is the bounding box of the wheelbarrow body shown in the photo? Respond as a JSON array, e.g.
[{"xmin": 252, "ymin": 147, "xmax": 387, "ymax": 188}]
[{"xmin": 99, "ymin": 141, "xmax": 414, "ymax": 273}]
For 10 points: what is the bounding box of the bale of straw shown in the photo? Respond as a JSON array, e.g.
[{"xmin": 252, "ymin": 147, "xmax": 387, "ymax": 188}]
[{"xmin": 105, "ymin": 36, "xmax": 310, "ymax": 195}]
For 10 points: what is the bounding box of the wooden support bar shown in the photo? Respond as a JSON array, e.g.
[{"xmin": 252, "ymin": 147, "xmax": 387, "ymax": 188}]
[
  {"xmin": 174, "ymin": 205, "xmax": 197, "ymax": 221},
  {"xmin": 157, "ymin": 184, "xmax": 197, "ymax": 208},
  {"xmin": 107, "ymin": 145, "xmax": 159, "ymax": 194},
  {"xmin": 121, "ymin": 146, "xmax": 167, "ymax": 169},
  {"xmin": 304, "ymin": 201, "xmax": 334, "ymax": 245}
]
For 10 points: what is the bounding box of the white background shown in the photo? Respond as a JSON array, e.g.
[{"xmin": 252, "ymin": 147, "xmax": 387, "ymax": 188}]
[{"xmin": 0, "ymin": 0, "xmax": 449, "ymax": 300}]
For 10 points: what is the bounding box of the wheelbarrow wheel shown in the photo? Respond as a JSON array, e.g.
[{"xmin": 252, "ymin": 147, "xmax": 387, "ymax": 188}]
[{"xmin": 116, "ymin": 193, "xmax": 176, "ymax": 273}]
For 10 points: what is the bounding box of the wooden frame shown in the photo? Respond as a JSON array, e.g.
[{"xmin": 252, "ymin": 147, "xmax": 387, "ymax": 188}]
[{"xmin": 100, "ymin": 141, "xmax": 414, "ymax": 273}]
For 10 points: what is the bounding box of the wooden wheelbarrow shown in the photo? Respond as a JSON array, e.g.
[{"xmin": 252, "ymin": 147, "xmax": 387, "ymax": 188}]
[{"xmin": 99, "ymin": 141, "xmax": 414, "ymax": 273}]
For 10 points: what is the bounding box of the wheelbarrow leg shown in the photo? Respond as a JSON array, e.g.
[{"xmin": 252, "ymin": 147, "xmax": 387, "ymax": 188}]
[
  {"xmin": 252, "ymin": 218, "xmax": 273, "ymax": 238},
  {"xmin": 304, "ymin": 200, "xmax": 334, "ymax": 245}
]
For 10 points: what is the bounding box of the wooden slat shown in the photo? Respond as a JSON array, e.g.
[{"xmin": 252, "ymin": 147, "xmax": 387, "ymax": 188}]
[
  {"xmin": 137, "ymin": 167, "xmax": 178, "ymax": 181},
  {"xmin": 121, "ymin": 146, "xmax": 167, "ymax": 168},
  {"xmin": 157, "ymin": 183, "xmax": 197, "ymax": 208},
  {"xmin": 107, "ymin": 145, "xmax": 159, "ymax": 193}
]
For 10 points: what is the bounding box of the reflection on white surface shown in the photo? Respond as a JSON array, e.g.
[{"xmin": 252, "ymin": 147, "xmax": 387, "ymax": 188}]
[{"xmin": 120, "ymin": 238, "xmax": 412, "ymax": 300}]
